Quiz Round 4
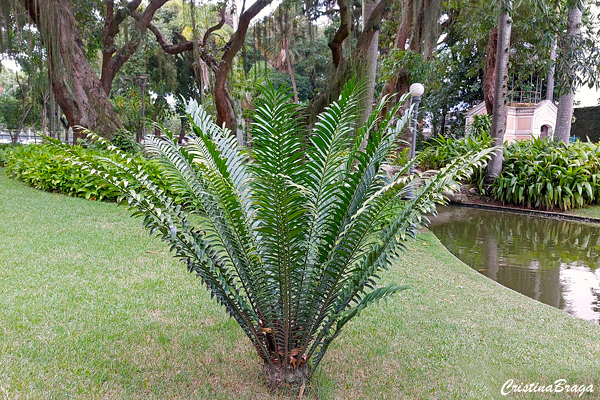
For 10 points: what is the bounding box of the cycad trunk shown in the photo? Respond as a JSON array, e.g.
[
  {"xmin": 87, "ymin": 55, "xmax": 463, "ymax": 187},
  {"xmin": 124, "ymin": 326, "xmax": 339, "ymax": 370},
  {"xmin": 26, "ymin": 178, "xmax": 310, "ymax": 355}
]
[
  {"xmin": 262, "ymin": 364, "xmax": 311, "ymax": 388},
  {"xmin": 555, "ymin": 6, "xmax": 582, "ymax": 145},
  {"xmin": 486, "ymin": 1, "xmax": 512, "ymax": 181}
]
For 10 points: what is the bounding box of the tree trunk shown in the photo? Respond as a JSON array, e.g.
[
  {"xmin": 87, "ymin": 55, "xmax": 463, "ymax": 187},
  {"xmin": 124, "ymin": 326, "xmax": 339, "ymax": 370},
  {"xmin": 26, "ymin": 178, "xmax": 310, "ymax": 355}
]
[
  {"xmin": 440, "ymin": 105, "xmax": 447, "ymax": 136},
  {"xmin": 22, "ymin": 0, "xmax": 121, "ymax": 141},
  {"xmin": 308, "ymin": 0, "xmax": 393, "ymax": 124},
  {"xmin": 545, "ymin": 38, "xmax": 557, "ymax": 102},
  {"xmin": 555, "ymin": 6, "xmax": 582, "ymax": 145},
  {"xmin": 380, "ymin": 0, "xmax": 413, "ymax": 115},
  {"xmin": 49, "ymin": 88, "xmax": 56, "ymax": 138},
  {"xmin": 262, "ymin": 364, "xmax": 311, "ymax": 389},
  {"xmin": 555, "ymin": 92, "xmax": 575, "ymax": 144},
  {"xmin": 283, "ymin": 37, "xmax": 299, "ymax": 103},
  {"xmin": 358, "ymin": 0, "xmax": 381, "ymax": 126},
  {"xmin": 327, "ymin": 0, "xmax": 352, "ymax": 69},
  {"xmin": 41, "ymin": 90, "xmax": 49, "ymax": 133},
  {"xmin": 409, "ymin": 0, "xmax": 442, "ymax": 60},
  {"xmin": 486, "ymin": 1, "xmax": 512, "ymax": 181},
  {"xmin": 15, "ymin": 72, "xmax": 31, "ymax": 134},
  {"xmin": 100, "ymin": 0, "xmax": 166, "ymax": 95},
  {"xmin": 214, "ymin": 66, "xmax": 239, "ymax": 139},
  {"xmin": 483, "ymin": 28, "xmax": 498, "ymax": 116},
  {"xmin": 179, "ymin": 114, "xmax": 186, "ymax": 144},
  {"xmin": 212, "ymin": 0, "xmax": 273, "ymax": 144}
]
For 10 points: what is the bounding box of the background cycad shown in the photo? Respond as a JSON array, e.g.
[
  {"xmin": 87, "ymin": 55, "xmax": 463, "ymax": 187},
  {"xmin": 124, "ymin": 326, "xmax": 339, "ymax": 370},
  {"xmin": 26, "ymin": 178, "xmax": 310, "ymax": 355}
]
[{"xmin": 51, "ymin": 80, "xmax": 492, "ymax": 388}]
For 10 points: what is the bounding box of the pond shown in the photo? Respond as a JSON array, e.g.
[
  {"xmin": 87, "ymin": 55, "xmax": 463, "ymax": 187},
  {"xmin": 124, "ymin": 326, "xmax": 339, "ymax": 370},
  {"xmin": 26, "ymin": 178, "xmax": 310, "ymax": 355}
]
[{"xmin": 429, "ymin": 205, "xmax": 600, "ymax": 324}]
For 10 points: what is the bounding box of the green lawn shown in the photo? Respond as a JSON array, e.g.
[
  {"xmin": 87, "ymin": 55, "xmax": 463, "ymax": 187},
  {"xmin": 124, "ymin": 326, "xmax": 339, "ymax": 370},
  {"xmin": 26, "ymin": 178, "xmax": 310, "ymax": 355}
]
[
  {"xmin": 567, "ymin": 205, "xmax": 600, "ymax": 219},
  {"xmin": 1, "ymin": 170, "xmax": 600, "ymax": 399}
]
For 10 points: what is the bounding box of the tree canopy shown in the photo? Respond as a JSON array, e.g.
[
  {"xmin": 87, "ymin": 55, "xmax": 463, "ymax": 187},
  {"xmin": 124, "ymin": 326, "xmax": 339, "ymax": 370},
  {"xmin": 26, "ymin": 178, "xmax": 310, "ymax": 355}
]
[{"xmin": 0, "ymin": 0, "xmax": 598, "ymax": 142}]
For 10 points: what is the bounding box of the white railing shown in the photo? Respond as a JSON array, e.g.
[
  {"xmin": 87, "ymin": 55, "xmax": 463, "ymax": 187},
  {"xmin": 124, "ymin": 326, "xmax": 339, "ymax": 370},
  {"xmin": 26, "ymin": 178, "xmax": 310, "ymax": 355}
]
[{"xmin": 0, "ymin": 128, "xmax": 73, "ymax": 145}]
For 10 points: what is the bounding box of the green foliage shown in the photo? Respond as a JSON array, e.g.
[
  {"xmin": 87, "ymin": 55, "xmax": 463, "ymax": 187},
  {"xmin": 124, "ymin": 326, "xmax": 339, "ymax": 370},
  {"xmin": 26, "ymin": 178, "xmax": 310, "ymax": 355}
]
[
  {"xmin": 111, "ymin": 129, "xmax": 139, "ymax": 154},
  {"xmin": 470, "ymin": 114, "xmax": 491, "ymax": 137},
  {"xmin": 4, "ymin": 144, "xmax": 169, "ymax": 202},
  {"xmin": 0, "ymin": 93, "xmax": 24, "ymax": 129},
  {"xmin": 5, "ymin": 145, "xmax": 121, "ymax": 201},
  {"xmin": 111, "ymin": 87, "xmax": 172, "ymax": 135},
  {"xmin": 492, "ymin": 138, "xmax": 600, "ymax": 210},
  {"xmin": 267, "ymin": 69, "xmax": 312, "ymax": 102},
  {"xmin": 0, "ymin": 143, "xmax": 20, "ymax": 166},
  {"xmin": 381, "ymin": 49, "xmax": 433, "ymax": 85},
  {"xmin": 419, "ymin": 131, "xmax": 493, "ymax": 171},
  {"xmin": 47, "ymin": 81, "xmax": 492, "ymax": 387}
]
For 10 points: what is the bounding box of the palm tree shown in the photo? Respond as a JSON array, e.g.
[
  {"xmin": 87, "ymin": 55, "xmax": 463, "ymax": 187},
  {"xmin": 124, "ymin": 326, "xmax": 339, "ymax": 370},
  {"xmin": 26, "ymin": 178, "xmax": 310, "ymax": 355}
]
[{"xmin": 51, "ymin": 80, "xmax": 491, "ymax": 388}]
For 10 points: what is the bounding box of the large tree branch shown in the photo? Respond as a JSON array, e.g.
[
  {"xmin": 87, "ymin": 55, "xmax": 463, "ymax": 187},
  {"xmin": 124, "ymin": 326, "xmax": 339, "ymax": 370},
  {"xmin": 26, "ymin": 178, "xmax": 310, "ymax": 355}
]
[
  {"xmin": 135, "ymin": 6, "xmax": 224, "ymax": 64},
  {"xmin": 145, "ymin": 20, "xmax": 193, "ymax": 54},
  {"xmin": 203, "ymin": 8, "xmax": 226, "ymax": 46},
  {"xmin": 106, "ymin": 0, "xmax": 142, "ymax": 38},
  {"xmin": 222, "ymin": 0, "xmax": 273, "ymax": 65},
  {"xmin": 101, "ymin": 0, "xmax": 168, "ymax": 93},
  {"xmin": 354, "ymin": 0, "xmax": 393, "ymax": 58},
  {"xmin": 134, "ymin": 0, "xmax": 169, "ymax": 29},
  {"xmin": 143, "ymin": 20, "xmax": 219, "ymax": 69},
  {"xmin": 102, "ymin": 0, "xmax": 143, "ymax": 72},
  {"xmin": 328, "ymin": 0, "xmax": 351, "ymax": 68}
]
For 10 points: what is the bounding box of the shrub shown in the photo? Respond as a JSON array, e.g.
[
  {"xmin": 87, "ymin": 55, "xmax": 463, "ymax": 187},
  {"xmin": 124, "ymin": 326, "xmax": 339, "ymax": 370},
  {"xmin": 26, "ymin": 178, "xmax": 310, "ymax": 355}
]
[
  {"xmin": 419, "ymin": 131, "xmax": 493, "ymax": 171},
  {"xmin": 5, "ymin": 145, "xmax": 122, "ymax": 201},
  {"xmin": 0, "ymin": 143, "xmax": 21, "ymax": 167},
  {"xmin": 491, "ymin": 138, "xmax": 600, "ymax": 210},
  {"xmin": 470, "ymin": 114, "xmax": 491, "ymax": 137},
  {"xmin": 111, "ymin": 129, "xmax": 139, "ymax": 153},
  {"xmin": 49, "ymin": 82, "xmax": 492, "ymax": 389},
  {"xmin": 4, "ymin": 144, "xmax": 171, "ymax": 202}
]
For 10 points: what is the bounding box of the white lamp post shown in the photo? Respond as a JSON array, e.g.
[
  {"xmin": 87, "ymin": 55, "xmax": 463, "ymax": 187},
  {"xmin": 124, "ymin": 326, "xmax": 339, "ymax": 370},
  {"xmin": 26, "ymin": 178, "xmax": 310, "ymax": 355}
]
[{"xmin": 407, "ymin": 83, "xmax": 425, "ymax": 199}]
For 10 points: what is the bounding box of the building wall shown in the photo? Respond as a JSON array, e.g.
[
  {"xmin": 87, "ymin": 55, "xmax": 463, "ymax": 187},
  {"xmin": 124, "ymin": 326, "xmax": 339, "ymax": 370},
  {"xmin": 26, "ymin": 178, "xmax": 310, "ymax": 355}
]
[{"xmin": 465, "ymin": 100, "xmax": 557, "ymax": 143}]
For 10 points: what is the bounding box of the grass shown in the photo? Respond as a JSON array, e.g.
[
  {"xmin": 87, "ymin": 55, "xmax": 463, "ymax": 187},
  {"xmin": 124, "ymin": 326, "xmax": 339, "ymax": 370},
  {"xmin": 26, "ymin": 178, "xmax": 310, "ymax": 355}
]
[
  {"xmin": 1, "ymin": 169, "xmax": 600, "ymax": 399},
  {"xmin": 566, "ymin": 205, "xmax": 600, "ymax": 219}
]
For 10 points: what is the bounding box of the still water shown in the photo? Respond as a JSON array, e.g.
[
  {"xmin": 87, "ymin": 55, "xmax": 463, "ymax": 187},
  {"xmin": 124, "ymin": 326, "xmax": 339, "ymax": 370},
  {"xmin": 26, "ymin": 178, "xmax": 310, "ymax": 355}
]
[{"xmin": 429, "ymin": 205, "xmax": 600, "ymax": 324}]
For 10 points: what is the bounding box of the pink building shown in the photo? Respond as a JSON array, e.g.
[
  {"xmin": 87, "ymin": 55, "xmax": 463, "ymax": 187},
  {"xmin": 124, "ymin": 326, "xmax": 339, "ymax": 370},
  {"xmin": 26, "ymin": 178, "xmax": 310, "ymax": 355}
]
[{"xmin": 465, "ymin": 100, "xmax": 557, "ymax": 143}]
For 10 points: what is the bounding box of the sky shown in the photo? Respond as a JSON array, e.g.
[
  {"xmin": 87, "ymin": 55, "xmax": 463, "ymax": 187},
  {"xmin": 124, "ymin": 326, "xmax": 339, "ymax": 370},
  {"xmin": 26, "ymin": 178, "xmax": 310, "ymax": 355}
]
[
  {"xmin": 574, "ymin": 85, "xmax": 599, "ymax": 107},
  {"xmin": 573, "ymin": 3, "xmax": 600, "ymax": 107}
]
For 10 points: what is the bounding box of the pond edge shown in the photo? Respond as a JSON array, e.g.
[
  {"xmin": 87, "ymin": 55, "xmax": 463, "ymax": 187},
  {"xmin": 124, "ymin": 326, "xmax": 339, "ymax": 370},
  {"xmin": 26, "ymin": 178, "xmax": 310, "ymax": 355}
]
[{"xmin": 448, "ymin": 202, "xmax": 600, "ymax": 226}]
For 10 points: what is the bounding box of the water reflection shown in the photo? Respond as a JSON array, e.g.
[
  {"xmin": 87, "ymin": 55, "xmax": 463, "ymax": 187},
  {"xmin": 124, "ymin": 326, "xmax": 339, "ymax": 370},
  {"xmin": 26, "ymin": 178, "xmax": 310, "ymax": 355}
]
[{"xmin": 429, "ymin": 206, "xmax": 600, "ymax": 323}]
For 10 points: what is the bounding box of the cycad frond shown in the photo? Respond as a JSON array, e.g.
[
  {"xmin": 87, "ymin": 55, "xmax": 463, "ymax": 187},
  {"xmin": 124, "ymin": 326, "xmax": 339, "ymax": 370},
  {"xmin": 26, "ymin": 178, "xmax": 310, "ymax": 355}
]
[{"xmin": 249, "ymin": 83, "xmax": 309, "ymax": 365}]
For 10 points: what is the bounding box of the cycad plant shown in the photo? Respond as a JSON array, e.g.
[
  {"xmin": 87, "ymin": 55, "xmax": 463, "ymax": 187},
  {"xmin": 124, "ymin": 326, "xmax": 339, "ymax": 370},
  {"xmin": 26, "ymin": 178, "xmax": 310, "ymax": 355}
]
[{"xmin": 49, "ymin": 81, "xmax": 491, "ymax": 388}]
